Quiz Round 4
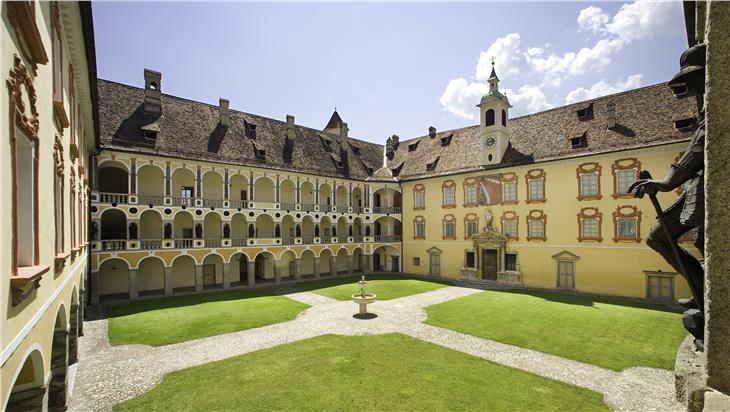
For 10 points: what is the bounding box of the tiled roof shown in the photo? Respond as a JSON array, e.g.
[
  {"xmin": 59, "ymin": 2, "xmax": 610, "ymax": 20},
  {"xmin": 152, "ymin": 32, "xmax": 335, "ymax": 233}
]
[
  {"xmin": 386, "ymin": 83, "xmax": 697, "ymax": 180},
  {"xmin": 97, "ymin": 80, "xmax": 384, "ymax": 180},
  {"xmin": 324, "ymin": 110, "xmax": 344, "ymax": 131}
]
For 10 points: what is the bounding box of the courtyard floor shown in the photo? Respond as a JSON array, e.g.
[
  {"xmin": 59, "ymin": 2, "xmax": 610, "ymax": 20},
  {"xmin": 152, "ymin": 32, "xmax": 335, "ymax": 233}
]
[{"xmin": 69, "ymin": 285, "xmax": 684, "ymax": 411}]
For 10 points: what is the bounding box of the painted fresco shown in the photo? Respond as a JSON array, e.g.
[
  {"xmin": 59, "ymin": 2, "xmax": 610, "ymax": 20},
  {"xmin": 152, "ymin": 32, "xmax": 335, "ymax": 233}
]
[{"xmin": 477, "ymin": 174, "xmax": 503, "ymax": 205}]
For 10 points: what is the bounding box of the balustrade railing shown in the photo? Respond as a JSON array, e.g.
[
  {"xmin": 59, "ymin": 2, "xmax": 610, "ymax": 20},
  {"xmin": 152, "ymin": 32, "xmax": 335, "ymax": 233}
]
[
  {"xmin": 100, "ymin": 239, "xmax": 126, "ymax": 251},
  {"xmin": 203, "ymin": 198, "xmax": 226, "ymax": 208},
  {"xmin": 372, "ymin": 206, "xmax": 402, "ymax": 214},
  {"xmin": 175, "ymin": 238, "xmax": 194, "ymax": 248},
  {"xmin": 204, "ymin": 238, "xmax": 222, "ymax": 248},
  {"xmin": 374, "ymin": 235, "xmax": 401, "ymax": 243},
  {"xmin": 98, "ymin": 192, "xmax": 128, "ymax": 204},
  {"xmin": 300, "ymin": 204, "xmax": 316, "ymax": 212},
  {"xmin": 336, "ymin": 205, "xmax": 349, "ymax": 213},
  {"xmin": 352, "ymin": 206, "xmax": 364, "ymax": 214},
  {"xmin": 231, "ymin": 238, "xmax": 247, "ymax": 247},
  {"xmin": 321, "ymin": 236, "xmax": 332, "ymax": 244},
  {"xmin": 138, "ymin": 195, "xmax": 165, "ymax": 206},
  {"xmin": 282, "ymin": 237, "xmax": 295, "ymax": 245},
  {"xmin": 139, "ymin": 239, "xmax": 163, "ymax": 249},
  {"xmin": 171, "ymin": 196, "xmax": 195, "ymax": 207},
  {"xmin": 280, "ymin": 202, "xmax": 297, "ymax": 211},
  {"xmin": 229, "ymin": 199, "xmax": 247, "ymax": 209},
  {"xmin": 301, "ymin": 236, "xmax": 315, "ymax": 245},
  {"xmin": 353, "ymin": 236, "xmax": 364, "ymax": 243}
]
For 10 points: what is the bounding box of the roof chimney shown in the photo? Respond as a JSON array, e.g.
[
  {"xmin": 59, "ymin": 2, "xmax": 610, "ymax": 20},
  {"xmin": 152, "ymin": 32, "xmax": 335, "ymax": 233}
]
[
  {"xmin": 219, "ymin": 98, "xmax": 230, "ymax": 127},
  {"xmin": 606, "ymin": 102, "xmax": 616, "ymax": 129},
  {"xmin": 286, "ymin": 114, "xmax": 295, "ymax": 140},
  {"xmin": 143, "ymin": 69, "xmax": 162, "ymax": 114},
  {"xmin": 340, "ymin": 122, "xmax": 350, "ymax": 148},
  {"xmin": 429, "ymin": 126, "xmax": 437, "ymax": 139}
]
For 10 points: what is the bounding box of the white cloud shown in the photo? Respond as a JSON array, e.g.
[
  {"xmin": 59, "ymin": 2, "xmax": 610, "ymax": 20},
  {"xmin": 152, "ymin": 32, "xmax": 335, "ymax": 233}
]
[
  {"xmin": 565, "ymin": 74, "xmax": 644, "ymax": 104},
  {"xmin": 476, "ymin": 33, "xmax": 524, "ymax": 80},
  {"xmin": 577, "ymin": 5, "xmax": 610, "ymax": 34},
  {"xmin": 527, "ymin": 47, "xmax": 544, "ymax": 57},
  {"xmin": 607, "ymin": 0, "xmax": 682, "ymax": 42},
  {"xmin": 503, "ymin": 85, "xmax": 554, "ymax": 116},
  {"xmin": 439, "ymin": 78, "xmax": 488, "ymax": 120}
]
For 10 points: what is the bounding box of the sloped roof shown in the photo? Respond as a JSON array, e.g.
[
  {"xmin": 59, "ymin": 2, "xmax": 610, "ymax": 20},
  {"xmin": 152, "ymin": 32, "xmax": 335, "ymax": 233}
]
[
  {"xmin": 324, "ymin": 110, "xmax": 343, "ymax": 131},
  {"xmin": 387, "ymin": 83, "xmax": 697, "ymax": 180},
  {"xmin": 97, "ymin": 80, "xmax": 383, "ymax": 180}
]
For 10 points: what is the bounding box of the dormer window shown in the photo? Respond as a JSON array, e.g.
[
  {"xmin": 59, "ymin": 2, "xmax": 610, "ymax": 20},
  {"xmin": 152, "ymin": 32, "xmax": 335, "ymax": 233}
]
[
  {"xmin": 426, "ymin": 157, "xmax": 440, "ymax": 172},
  {"xmin": 440, "ymin": 134, "xmax": 452, "ymax": 147},
  {"xmin": 351, "ymin": 145, "xmax": 361, "ymax": 155},
  {"xmin": 245, "ymin": 121, "xmax": 257, "ymax": 139},
  {"xmin": 674, "ymin": 117, "xmax": 698, "ymax": 132},
  {"xmin": 391, "ymin": 162, "xmax": 404, "ymax": 177},
  {"xmin": 570, "ymin": 133, "xmax": 587, "ymax": 149},
  {"xmin": 144, "ymin": 131, "xmax": 157, "ymax": 141},
  {"xmin": 365, "ymin": 166, "xmax": 374, "ymax": 175},
  {"xmin": 408, "ymin": 141, "xmax": 420, "ymax": 152},
  {"xmin": 256, "ymin": 149, "xmax": 266, "ymax": 160},
  {"xmin": 576, "ymin": 103, "xmax": 593, "ymax": 120}
]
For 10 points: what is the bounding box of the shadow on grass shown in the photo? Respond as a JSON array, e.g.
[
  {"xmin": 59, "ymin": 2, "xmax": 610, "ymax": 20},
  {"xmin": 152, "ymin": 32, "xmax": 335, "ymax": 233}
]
[
  {"xmin": 292, "ymin": 273, "xmax": 451, "ymax": 293},
  {"xmin": 496, "ymin": 288, "xmax": 681, "ymax": 313},
  {"xmin": 105, "ymin": 289, "xmax": 279, "ymax": 319}
]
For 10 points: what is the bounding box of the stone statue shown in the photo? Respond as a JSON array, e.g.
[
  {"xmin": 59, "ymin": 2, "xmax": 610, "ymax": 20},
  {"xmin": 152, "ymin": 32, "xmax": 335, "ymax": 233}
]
[
  {"xmin": 91, "ymin": 221, "xmax": 99, "ymax": 240},
  {"xmin": 164, "ymin": 223, "xmax": 172, "ymax": 239},
  {"xmin": 483, "ymin": 209, "xmax": 495, "ymax": 233},
  {"xmin": 223, "ymin": 223, "xmax": 230, "ymax": 238},
  {"xmin": 629, "ymin": 42, "xmax": 706, "ymax": 345},
  {"xmin": 195, "ymin": 223, "xmax": 203, "ymax": 239},
  {"xmin": 128, "ymin": 222, "xmax": 138, "ymax": 240}
]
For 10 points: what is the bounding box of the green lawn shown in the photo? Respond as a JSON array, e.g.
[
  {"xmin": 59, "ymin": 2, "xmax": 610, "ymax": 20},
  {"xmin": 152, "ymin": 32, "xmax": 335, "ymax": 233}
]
[
  {"xmin": 114, "ymin": 334, "xmax": 607, "ymax": 412},
  {"xmin": 292, "ymin": 274, "xmax": 449, "ymax": 300},
  {"xmin": 425, "ymin": 290, "xmax": 686, "ymax": 371},
  {"xmin": 106, "ymin": 289, "xmax": 309, "ymax": 346}
]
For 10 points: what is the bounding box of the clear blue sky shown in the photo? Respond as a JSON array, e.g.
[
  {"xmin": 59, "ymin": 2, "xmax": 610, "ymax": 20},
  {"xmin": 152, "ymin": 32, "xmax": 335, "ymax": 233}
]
[{"xmin": 93, "ymin": 1, "xmax": 687, "ymax": 143}]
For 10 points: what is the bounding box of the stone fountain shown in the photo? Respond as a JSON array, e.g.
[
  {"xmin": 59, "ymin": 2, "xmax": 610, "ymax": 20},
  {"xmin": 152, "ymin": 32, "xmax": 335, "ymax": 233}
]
[{"xmin": 351, "ymin": 275, "xmax": 376, "ymax": 316}]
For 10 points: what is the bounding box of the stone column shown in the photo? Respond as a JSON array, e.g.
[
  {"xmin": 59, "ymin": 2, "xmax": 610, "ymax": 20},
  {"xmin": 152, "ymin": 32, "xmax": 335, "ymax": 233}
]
[
  {"xmin": 705, "ymin": 1, "xmax": 730, "ymax": 397},
  {"xmin": 247, "ymin": 260, "xmax": 256, "ymax": 286},
  {"xmin": 313, "ymin": 257, "xmax": 320, "ymax": 279},
  {"xmin": 68, "ymin": 304, "xmax": 79, "ymax": 365},
  {"xmin": 48, "ymin": 329, "xmax": 68, "ymax": 410},
  {"xmin": 360, "ymin": 254, "xmax": 368, "ymax": 274},
  {"xmin": 295, "ymin": 258, "xmax": 302, "ymax": 280},
  {"xmin": 195, "ymin": 265, "xmax": 203, "ymax": 292},
  {"xmin": 274, "ymin": 262, "xmax": 281, "ymax": 283},
  {"xmin": 347, "ymin": 255, "xmax": 354, "ymax": 275},
  {"xmin": 164, "ymin": 267, "xmax": 173, "ymax": 296},
  {"xmin": 330, "ymin": 256, "xmax": 337, "ymax": 277},
  {"xmin": 5, "ymin": 387, "xmax": 47, "ymax": 411},
  {"xmin": 367, "ymin": 254, "xmax": 374, "ymax": 273},
  {"xmin": 223, "ymin": 263, "xmax": 231, "ymax": 289},
  {"xmin": 129, "ymin": 269, "xmax": 138, "ymax": 300},
  {"xmin": 89, "ymin": 270, "xmax": 100, "ymax": 304}
]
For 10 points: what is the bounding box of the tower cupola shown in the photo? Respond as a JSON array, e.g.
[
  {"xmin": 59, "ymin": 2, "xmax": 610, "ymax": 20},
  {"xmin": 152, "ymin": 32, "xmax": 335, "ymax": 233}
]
[{"xmin": 477, "ymin": 61, "xmax": 511, "ymax": 166}]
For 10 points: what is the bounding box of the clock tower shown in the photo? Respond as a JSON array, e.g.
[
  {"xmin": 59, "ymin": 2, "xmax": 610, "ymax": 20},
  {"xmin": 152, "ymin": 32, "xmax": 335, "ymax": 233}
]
[{"xmin": 477, "ymin": 62, "xmax": 511, "ymax": 166}]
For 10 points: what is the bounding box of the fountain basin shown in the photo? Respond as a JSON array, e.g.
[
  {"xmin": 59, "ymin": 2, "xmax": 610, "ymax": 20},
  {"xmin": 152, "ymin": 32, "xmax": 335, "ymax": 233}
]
[{"xmin": 352, "ymin": 293, "xmax": 377, "ymax": 315}]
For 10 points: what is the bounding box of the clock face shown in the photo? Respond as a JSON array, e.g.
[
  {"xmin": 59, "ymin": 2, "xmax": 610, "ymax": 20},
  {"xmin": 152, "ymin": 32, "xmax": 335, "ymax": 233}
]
[{"xmin": 484, "ymin": 137, "xmax": 496, "ymax": 147}]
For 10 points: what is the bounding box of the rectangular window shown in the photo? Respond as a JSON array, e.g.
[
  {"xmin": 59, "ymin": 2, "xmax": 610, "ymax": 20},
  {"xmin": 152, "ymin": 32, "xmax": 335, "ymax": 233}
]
[
  {"xmin": 465, "ymin": 185, "xmax": 477, "ymax": 205},
  {"xmin": 505, "ymin": 253, "xmax": 517, "ymax": 271},
  {"xmin": 528, "ymin": 179, "xmax": 543, "ymax": 201},
  {"xmin": 415, "ymin": 222, "xmax": 425, "ymax": 238},
  {"xmin": 580, "ymin": 218, "xmax": 600, "ymax": 239},
  {"xmin": 70, "ymin": 190, "xmax": 76, "ymax": 249},
  {"xmin": 616, "ymin": 169, "xmax": 637, "ymax": 195},
  {"xmin": 414, "ymin": 190, "xmax": 425, "ymax": 209},
  {"xmin": 443, "ymin": 187, "xmax": 455, "ymax": 207},
  {"xmin": 55, "ymin": 174, "xmax": 63, "ymax": 254},
  {"xmin": 503, "ymin": 181, "xmax": 517, "ymax": 202},
  {"xmin": 466, "ymin": 221, "xmax": 478, "ymax": 238},
  {"xmin": 444, "ymin": 222, "xmax": 456, "ymax": 238},
  {"xmin": 52, "ymin": 9, "xmax": 63, "ymax": 102},
  {"xmin": 528, "ymin": 220, "xmax": 545, "ymax": 239},
  {"xmin": 503, "ymin": 220, "xmax": 517, "ymax": 239},
  {"xmin": 413, "ymin": 257, "xmax": 420, "ymax": 266},
  {"xmin": 465, "ymin": 251, "xmax": 476, "ymax": 269},
  {"xmin": 617, "ymin": 218, "xmax": 638, "ymax": 240},
  {"xmin": 647, "ymin": 273, "xmax": 674, "ymax": 303},
  {"xmin": 580, "ymin": 173, "xmax": 599, "ymax": 198},
  {"xmin": 15, "ymin": 127, "xmax": 36, "ymax": 267}
]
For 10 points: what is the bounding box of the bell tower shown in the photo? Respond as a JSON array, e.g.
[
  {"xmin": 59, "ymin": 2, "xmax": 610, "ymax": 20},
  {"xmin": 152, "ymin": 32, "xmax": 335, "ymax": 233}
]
[{"xmin": 477, "ymin": 61, "xmax": 511, "ymax": 166}]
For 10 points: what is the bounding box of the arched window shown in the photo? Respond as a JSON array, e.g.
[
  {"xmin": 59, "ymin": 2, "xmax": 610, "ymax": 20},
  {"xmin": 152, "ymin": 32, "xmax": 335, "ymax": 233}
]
[
  {"xmin": 502, "ymin": 109, "xmax": 507, "ymax": 126},
  {"xmin": 485, "ymin": 109, "xmax": 495, "ymax": 126}
]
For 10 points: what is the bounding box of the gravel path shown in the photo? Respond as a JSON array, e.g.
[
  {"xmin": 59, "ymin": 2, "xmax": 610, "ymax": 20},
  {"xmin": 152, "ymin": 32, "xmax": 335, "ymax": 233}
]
[{"xmin": 68, "ymin": 286, "xmax": 681, "ymax": 412}]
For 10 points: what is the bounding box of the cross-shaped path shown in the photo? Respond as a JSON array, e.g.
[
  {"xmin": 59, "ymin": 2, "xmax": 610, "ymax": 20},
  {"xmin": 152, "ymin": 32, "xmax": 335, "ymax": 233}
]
[{"xmin": 69, "ymin": 286, "xmax": 682, "ymax": 412}]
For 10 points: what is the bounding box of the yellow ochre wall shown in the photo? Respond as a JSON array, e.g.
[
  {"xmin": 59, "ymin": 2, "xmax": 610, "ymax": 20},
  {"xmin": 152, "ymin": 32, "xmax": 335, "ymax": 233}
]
[{"xmin": 401, "ymin": 142, "xmax": 694, "ymax": 300}]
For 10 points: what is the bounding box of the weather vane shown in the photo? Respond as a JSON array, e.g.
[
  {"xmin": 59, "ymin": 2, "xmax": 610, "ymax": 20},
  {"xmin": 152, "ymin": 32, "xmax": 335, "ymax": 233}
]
[{"xmin": 491, "ymin": 55, "xmax": 496, "ymax": 66}]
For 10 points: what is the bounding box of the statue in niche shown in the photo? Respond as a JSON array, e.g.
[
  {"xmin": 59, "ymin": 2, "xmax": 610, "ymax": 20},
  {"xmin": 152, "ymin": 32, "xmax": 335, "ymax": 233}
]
[
  {"xmin": 483, "ymin": 209, "xmax": 495, "ymax": 233},
  {"xmin": 164, "ymin": 223, "xmax": 172, "ymax": 239},
  {"xmin": 629, "ymin": 42, "xmax": 706, "ymax": 347},
  {"xmin": 223, "ymin": 223, "xmax": 230, "ymax": 238},
  {"xmin": 128, "ymin": 223, "xmax": 138, "ymax": 240},
  {"xmin": 91, "ymin": 221, "xmax": 99, "ymax": 240},
  {"xmin": 195, "ymin": 223, "xmax": 203, "ymax": 239}
]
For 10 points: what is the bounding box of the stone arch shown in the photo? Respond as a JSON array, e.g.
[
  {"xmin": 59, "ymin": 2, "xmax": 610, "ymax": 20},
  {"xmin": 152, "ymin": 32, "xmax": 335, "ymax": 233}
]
[
  {"xmin": 373, "ymin": 244, "xmax": 401, "ymax": 272},
  {"xmin": 319, "ymin": 248, "xmax": 333, "ymax": 275},
  {"xmin": 279, "ymin": 250, "xmax": 297, "ymax": 279},
  {"xmin": 171, "ymin": 254, "xmax": 196, "ymax": 293},
  {"xmin": 280, "ymin": 178, "xmax": 296, "ymax": 205},
  {"xmin": 48, "ymin": 305, "xmax": 69, "ymax": 410},
  {"xmin": 300, "ymin": 180, "xmax": 315, "ymax": 205},
  {"xmin": 229, "ymin": 173, "xmax": 250, "ymax": 205},
  {"xmin": 139, "ymin": 209, "xmax": 163, "ymax": 240},
  {"xmin": 336, "ymin": 216, "xmax": 349, "ymax": 239},
  {"xmin": 4, "ymin": 347, "xmax": 45, "ymax": 411},
  {"xmin": 255, "ymin": 214, "xmax": 275, "ymax": 238},
  {"xmin": 173, "ymin": 210, "xmax": 194, "ymax": 240},
  {"xmin": 302, "ymin": 215, "xmax": 315, "ymax": 239},
  {"xmin": 138, "ymin": 256, "xmax": 165, "ymax": 296},
  {"xmin": 335, "ymin": 185, "xmax": 348, "ymax": 208},
  {"xmin": 352, "ymin": 186, "xmax": 364, "ymax": 209},
  {"xmin": 100, "ymin": 208, "xmax": 127, "ymax": 240},
  {"xmin": 230, "ymin": 212, "xmax": 247, "ymax": 242},
  {"xmin": 229, "ymin": 252, "xmax": 248, "ymax": 286},
  {"xmin": 171, "ymin": 166, "xmax": 196, "ymax": 199},
  {"xmin": 254, "ymin": 176, "xmax": 275, "ymax": 203},
  {"xmin": 202, "ymin": 253, "xmax": 224, "ymax": 288},
  {"xmin": 253, "ymin": 251, "xmax": 275, "ymax": 281},
  {"xmin": 300, "ymin": 249, "xmax": 315, "ymax": 278},
  {"xmin": 99, "ymin": 258, "xmax": 130, "ymax": 299},
  {"xmin": 98, "ymin": 160, "xmax": 129, "ymax": 194},
  {"xmin": 336, "ymin": 247, "xmax": 350, "ymax": 274},
  {"xmin": 281, "ymin": 214, "xmax": 296, "ymax": 241},
  {"xmin": 352, "ymin": 247, "xmax": 364, "ymax": 272},
  {"xmin": 68, "ymin": 286, "xmax": 80, "ymax": 365},
  {"xmin": 319, "ymin": 182, "xmax": 332, "ymax": 206},
  {"xmin": 204, "ymin": 211, "xmax": 222, "ymax": 239},
  {"xmin": 137, "ymin": 163, "xmax": 165, "ymax": 199},
  {"xmin": 202, "ymin": 170, "xmax": 224, "ymax": 200}
]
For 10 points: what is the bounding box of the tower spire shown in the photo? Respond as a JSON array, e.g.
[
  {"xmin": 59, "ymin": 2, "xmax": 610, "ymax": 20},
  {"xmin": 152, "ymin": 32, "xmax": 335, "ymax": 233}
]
[{"xmin": 488, "ymin": 57, "xmax": 500, "ymax": 93}]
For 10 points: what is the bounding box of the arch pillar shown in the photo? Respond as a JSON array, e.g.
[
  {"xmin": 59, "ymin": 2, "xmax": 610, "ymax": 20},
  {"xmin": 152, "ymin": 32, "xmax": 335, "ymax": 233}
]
[
  {"xmin": 90, "ymin": 270, "xmax": 100, "ymax": 304},
  {"xmin": 347, "ymin": 255, "xmax": 354, "ymax": 275},
  {"xmin": 223, "ymin": 263, "xmax": 231, "ymax": 289},
  {"xmin": 164, "ymin": 267, "xmax": 173, "ymax": 296},
  {"xmin": 69, "ymin": 303, "xmax": 79, "ymax": 364},
  {"xmin": 247, "ymin": 260, "xmax": 256, "ymax": 286},
  {"xmin": 295, "ymin": 258, "xmax": 302, "ymax": 280},
  {"xmin": 330, "ymin": 255, "xmax": 337, "ymax": 277},
  {"xmin": 274, "ymin": 261, "xmax": 281, "ymax": 283},
  {"xmin": 313, "ymin": 257, "xmax": 320, "ymax": 279},
  {"xmin": 49, "ymin": 330, "xmax": 69, "ymax": 410},
  {"xmin": 195, "ymin": 265, "xmax": 203, "ymax": 292},
  {"xmin": 5, "ymin": 386, "xmax": 47, "ymax": 411},
  {"xmin": 129, "ymin": 269, "xmax": 138, "ymax": 300}
]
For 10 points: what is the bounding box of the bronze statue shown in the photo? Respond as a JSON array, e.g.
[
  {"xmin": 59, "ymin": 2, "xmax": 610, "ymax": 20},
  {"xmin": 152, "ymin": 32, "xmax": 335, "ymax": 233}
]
[{"xmin": 629, "ymin": 42, "xmax": 706, "ymax": 346}]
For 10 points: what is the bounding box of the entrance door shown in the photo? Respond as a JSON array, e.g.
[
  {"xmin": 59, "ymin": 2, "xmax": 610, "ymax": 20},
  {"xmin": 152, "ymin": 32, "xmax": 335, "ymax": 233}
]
[
  {"xmin": 557, "ymin": 261, "xmax": 575, "ymax": 289},
  {"xmin": 429, "ymin": 254, "xmax": 441, "ymax": 276},
  {"xmin": 391, "ymin": 256, "xmax": 399, "ymax": 272},
  {"xmin": 203, "ymin": 264, "xmax": 216, "ymax": 287},
  {"xmin": 482, "ymin": 249, "xmax": 498, "ymax": 280},
  {"xmin": 181, "ymin": 186, "xmax": 194, "ymax": 206}
]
